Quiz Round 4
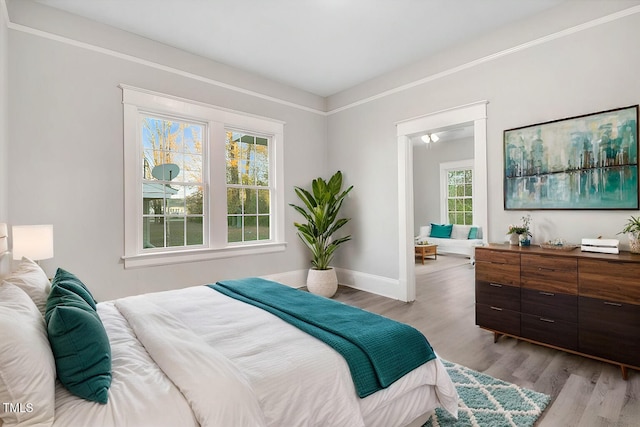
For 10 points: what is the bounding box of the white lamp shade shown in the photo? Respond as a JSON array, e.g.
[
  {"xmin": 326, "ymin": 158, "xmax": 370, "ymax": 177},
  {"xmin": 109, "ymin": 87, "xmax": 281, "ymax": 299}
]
[{"xmin": 12, "ymin": 225, "xmax": 54, "ymax": 261}]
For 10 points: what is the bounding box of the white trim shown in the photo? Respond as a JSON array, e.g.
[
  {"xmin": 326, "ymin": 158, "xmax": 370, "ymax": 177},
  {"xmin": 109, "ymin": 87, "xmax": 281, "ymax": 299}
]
[
  {"xmin": 6, "ymin": 5, "xmax": 640, "ymax": 115},
  {"xmin": 397, "ymin": 101, "xmax": 488, "ymax": 302},
  {"xmin": 122, "ymin": 85, "xmax": 286, "ymax": 268},
  {"xmin": 7, "ymin": 22, "xmax": 325, "ymax": 115},
  {"xmin": 123, "ymin": 242, "xmax": 287, "ymax": 269},
  {"xmin": 335, "ymin": 267, "xmax": 401, "ymax": 301},
  {"xmin": 329, "ymin": 5, "xmax": 640, "ymax": 115}
]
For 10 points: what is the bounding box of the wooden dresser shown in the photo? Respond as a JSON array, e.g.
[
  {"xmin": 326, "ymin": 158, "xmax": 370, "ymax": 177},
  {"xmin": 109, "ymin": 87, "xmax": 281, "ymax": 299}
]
[{"xmin": 475, "ymin": 244, "xmax": 640, "ymax": 379}]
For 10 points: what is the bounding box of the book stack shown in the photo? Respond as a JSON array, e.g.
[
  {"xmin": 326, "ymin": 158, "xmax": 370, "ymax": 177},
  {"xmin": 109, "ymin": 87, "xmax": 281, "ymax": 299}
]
[{"xmin": 581, "ymin": 238, "xmax": 619, "ymax": 254}]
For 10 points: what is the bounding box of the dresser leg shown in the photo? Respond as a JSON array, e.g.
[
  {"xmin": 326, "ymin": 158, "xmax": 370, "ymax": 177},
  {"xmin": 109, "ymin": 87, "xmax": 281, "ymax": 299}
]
[
  {"xmin": 621, "ymin": 365, "xmax": 628, "ymax": 380},
  {"xmin": 494, "ymin": 332, "xmax": 501, "ymax": 343}
]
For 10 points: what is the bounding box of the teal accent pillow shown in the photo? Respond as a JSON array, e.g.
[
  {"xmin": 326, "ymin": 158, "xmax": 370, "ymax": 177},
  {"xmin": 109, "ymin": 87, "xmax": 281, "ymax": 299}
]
[
  {"xmin": 52, "ymin": 268, "xmax": 97, "ymax": 310},
  {"xmin": 45, "ymin": 285, "xmax": 111, "ymax": 404},
  {"xmin": 468, "ymin": 227, "xmax": 478, "ymax": 239},
  {"xmin": 430, "ymin": 223, "xmax": 453, "ymax": 238}
]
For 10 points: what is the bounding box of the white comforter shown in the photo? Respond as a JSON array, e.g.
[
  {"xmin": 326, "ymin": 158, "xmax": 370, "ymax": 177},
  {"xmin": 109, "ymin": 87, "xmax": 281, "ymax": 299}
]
[{"xmin": 53, "ymin": 285, "xmax": 458, "ymax": 427}]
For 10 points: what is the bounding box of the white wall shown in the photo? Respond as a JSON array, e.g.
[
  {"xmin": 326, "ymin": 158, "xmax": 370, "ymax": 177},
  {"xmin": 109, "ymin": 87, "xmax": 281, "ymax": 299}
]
[
  {"xmin": 328, "ymin": 1, "xmax": 640, "ymax": 284},
  {"xmin": 6, "ymin": 1, "xmax": 327, "ymax": 300},
  {"xmin": 413, "ymin": 137, "xmax": 474, "ymax": 233},
  {"xmin": 0, "ymin": 0, "xmax": 8, "ymax": 222}
]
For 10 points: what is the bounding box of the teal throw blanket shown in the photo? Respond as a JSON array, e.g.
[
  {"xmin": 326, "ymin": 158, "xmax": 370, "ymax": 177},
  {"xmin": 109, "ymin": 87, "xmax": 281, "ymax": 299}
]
[{"xmin": 209, "ymin": 277, "xmax": 436, "ymax": 398}]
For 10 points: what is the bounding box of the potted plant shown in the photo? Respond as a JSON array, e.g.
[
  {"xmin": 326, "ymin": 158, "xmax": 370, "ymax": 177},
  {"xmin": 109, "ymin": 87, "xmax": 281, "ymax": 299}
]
[
  {"xmin": 507, "ymin": 215, "xmax": 532, "ymax": 246},
  {"xmin": 619, "ymin": 215, "xmax": 640, "ymax": 254},
  {"xmin": 290, "ymin": 171, "xmax": 353, "ymax": 297}
]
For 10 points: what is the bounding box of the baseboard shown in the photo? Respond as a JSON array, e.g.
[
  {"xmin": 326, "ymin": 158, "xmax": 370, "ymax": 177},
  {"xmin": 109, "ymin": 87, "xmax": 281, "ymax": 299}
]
[
  {"xmin": 262, "ymin": 268, "xmax": 402, "ymax": 300},
  {"xmin": 335, "ymin": 267, "xmax": 401, "ymax": 300}
]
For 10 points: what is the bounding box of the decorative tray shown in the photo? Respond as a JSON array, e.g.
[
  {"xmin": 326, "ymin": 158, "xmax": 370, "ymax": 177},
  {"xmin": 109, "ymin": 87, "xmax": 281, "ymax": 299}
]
[{"xmin": 539, "ymin": 243, "xmax": 579, "ymax": 251}]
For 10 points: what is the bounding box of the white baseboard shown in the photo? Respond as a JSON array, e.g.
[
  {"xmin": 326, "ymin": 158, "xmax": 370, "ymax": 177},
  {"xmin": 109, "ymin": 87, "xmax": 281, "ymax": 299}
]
[
  {"xmin": 262, "ymin": 268, "xmax": 402, "ymax": 300},
  {"xmin": 335, "ymin": 268, "xmax": 401, "ymax": 300}
]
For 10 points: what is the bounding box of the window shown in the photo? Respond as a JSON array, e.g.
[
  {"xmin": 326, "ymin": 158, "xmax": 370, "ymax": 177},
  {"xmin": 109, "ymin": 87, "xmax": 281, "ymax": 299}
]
[
  {"xmin": 440, "ymin": 160, "xmax": 474, "ymax": 225},
  {"xmin": 122, "ymin": 85, "xmax": 285, "ymax": 268},
  {"xmin": 142, "ymin": 116, "xmax": 205, "ymax": 249},
  {"xmin": 226, "ymin": 131, "xmax": 271, "ymax": 243}
]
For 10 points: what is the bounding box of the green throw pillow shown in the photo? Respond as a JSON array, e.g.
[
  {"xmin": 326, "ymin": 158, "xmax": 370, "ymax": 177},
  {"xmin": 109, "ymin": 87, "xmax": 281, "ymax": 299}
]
[
  {"xmin": 45, "ymin": 285, "xmax": 111, "ymax": 404},
  {"xmin": 52, "ymin": 268, "xmax": 97, "ymax": 310},
  {"xmin": 430, "ymin": 223, "xmax": 453, "ymax": 238},
  {"xmin": 468, "ymin": 227, "xmax": 478, "ymax": 239}
]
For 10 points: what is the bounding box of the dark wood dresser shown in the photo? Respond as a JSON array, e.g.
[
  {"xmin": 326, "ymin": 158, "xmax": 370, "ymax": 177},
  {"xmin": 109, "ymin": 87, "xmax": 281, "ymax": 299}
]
[{"xmin": 475, "ymin": 244, "xmax": 640, "ymax": 379}]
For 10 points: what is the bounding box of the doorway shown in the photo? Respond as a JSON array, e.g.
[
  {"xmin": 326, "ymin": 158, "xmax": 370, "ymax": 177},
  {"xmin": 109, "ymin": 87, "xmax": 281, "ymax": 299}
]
[{"xmin": 396, "ymin": 101, "xmax": 488, "ymax": 302}]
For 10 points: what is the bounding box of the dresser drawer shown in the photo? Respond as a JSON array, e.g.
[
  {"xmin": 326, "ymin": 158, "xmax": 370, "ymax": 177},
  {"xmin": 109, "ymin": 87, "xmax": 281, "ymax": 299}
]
[
  {"xmin": 476, "ymin": 281, "xmax": 520, "ymax": 311},
  {"xmin": 579, "ymin": 259, "xmax": 640, "ymax": 304},
  {"xmin": 476, "ymin": 262, "xmax": 520, "ymax": 286},
  {"xmin": 521, "ymin": 313, "xmax": 577, "ymax": 350},
  {"xmin": 521, "ymin": 288, "xmax": 577, "ymax": 323},
  {"xmin": 476, "ymin": 248, "xmax": 521, "ymax": 265},
  {"xmin": 476, "ymin": 304, "xmax": 520, "ymax": 336},
  {"xmin": 579, "ymin": 296, "xmax": 640, "ymax": 366},
  {"xmin": 521, "ymin": 254, "xmax": 577, "ymax": 294}
]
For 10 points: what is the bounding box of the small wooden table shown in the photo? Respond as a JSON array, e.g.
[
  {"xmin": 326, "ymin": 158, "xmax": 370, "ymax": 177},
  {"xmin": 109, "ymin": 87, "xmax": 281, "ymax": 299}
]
[{"xmin": 415, "ymin": 244, "xmax": 438, "ymax": 264}]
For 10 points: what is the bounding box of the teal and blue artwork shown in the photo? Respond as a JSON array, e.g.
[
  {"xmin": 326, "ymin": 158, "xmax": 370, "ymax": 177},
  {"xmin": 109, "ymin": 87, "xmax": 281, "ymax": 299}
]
[{"xmin": 504, "ymin": 105, "xmax": 638, "ymax": 210}]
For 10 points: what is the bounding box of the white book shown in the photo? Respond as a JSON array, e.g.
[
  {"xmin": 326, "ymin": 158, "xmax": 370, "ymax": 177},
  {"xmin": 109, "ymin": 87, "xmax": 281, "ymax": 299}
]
[
  {"xmin": 581, "ymin": 245, "xmax": 619, "ymax": 254},
  {"xmin": 581, "ymin": 238, "xmax": 619, "ymax": 247}
]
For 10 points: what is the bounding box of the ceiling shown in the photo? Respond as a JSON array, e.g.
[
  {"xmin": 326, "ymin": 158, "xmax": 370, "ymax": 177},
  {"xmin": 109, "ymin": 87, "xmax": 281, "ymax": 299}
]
[{"xmin": 34, "ymin": 0, "xmax": 567, "ymax": 97}]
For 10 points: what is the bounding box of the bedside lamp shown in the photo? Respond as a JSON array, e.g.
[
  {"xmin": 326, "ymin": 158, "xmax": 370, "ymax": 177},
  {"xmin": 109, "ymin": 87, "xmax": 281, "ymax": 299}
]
[{"xmin": 12, "ymin": 224, "xmax": 54, "ymax": 263}]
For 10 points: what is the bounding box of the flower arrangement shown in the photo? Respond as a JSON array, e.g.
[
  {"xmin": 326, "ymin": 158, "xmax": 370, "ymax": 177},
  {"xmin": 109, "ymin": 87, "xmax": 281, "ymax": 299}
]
[{"xmin": 507, "ymin": 215, "xmax": 532, "ymax": 237}]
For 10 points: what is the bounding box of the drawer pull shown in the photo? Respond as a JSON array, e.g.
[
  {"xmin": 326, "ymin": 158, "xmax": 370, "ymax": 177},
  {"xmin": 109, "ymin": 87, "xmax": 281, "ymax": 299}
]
[
  {"xmin": 603, "ymin": 301, "xmax": 623, "ymax": 307},
  {"xmin": 539, "ymin": 291, "xmax": 555, "ymax": 296},
  {"xmin": 537, "ymin": 267, "xmax": 556, "ymax": 272},
  {"xmin": 539, "ymin": 318, "xmax": 555, "ymax": 323},
  {"xmin": 489, "ymin": 283, "xmax": 503, "ymax": 288},
  {"xmin": 490, "ymin": 306, "xmax": 503, "ymax": 311}
]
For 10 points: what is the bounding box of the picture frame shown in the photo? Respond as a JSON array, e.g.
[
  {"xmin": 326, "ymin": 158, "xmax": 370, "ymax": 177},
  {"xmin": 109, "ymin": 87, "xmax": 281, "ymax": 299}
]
[{"xmin": 504, "ymin": 105, "xmax": 639, "ymax": 210}]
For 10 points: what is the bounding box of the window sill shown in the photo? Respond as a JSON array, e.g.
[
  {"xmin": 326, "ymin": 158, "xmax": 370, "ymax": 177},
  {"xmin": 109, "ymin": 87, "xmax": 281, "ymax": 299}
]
[{"xmin": 122, "ymin": 242, "xmax": 287, "ymax": 269}]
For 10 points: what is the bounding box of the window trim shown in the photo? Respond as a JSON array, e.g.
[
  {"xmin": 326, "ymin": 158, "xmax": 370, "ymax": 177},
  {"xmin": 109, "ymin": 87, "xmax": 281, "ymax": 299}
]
[{"xmin": 120, "ymin": 85, "xmax": 286, "ymax": 268}]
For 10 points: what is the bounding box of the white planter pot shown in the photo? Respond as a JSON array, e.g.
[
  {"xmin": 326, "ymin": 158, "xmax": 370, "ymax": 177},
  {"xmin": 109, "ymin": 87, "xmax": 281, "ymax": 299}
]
[{"xmin": 306, "ymin": 268, "xmax": 338, "ymax": 298}]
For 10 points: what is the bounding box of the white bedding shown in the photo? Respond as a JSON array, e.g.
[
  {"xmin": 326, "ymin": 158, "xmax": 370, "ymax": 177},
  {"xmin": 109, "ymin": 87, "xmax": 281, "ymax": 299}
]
[{"xmin": 53, "ymin": 285, "xmax": 458, "ymax": 426}]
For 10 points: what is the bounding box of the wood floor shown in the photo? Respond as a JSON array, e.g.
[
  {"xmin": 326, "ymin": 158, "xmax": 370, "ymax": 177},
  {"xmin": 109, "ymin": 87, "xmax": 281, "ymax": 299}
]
[{"xmin": 332, "ymin": 258, "xmax": 640, "ymax": 426}]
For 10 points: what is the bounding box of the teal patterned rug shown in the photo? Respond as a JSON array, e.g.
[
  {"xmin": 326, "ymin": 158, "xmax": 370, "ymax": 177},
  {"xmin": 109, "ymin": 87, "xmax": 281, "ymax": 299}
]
[{"xmin": 423, "ymin": 360, "xmax": 551, "ymax": 427}]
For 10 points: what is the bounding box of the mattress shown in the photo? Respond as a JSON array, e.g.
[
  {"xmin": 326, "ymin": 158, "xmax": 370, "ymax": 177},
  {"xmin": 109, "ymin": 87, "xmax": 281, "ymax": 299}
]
[{"xmin": 52, "ymin": 285, "xmax": 459, "ymax": 426}]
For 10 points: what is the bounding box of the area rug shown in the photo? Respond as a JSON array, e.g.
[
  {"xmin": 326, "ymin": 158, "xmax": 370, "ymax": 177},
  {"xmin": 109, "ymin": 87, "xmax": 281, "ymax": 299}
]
[{"xmin": 423, "ymin": 360, "xmax": 551, "ymax": 427}]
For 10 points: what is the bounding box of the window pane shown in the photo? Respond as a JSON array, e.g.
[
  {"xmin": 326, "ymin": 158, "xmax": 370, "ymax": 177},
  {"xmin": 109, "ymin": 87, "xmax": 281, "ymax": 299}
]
[
  {"xmin": 186, "ymin": 217, "xmax": 203, "ymax": 245},
  {"xmin": 227, "ymin": 216, "xmax": 242, "ymax": 242},
  {"xmin": 464, "ymin": 213, "xmax": 473, "ymax": 225},
  {"xmin": 455, "ymin": 213, "xmax": 464, "ymax": 224},
  {"xmin": 245, "ymin": 189, "xmax": 257, "ymax": 214},
  {"xmin": 258, "ymin": 189, "xmax": 270, "ymax": 214},
  {"xmin": 167, "ymin": 217, "xmax": 185, "ymax": 247},
  {"xmin": 465, "ymin": 184, "xmax": 473, "ymax": 196},
  {"xmin": 258, "ymin": 215, "xmax": 270, "ymax": 240},
  {"xmin": 144, "ymin": 217, "xmax": 165, "ymax": 248},
  {"xmin": 448, "ymin": 213, "xmax": 455, "ymax": 223},
  {"xmin": 227, "ymin": 188, "xmax": 242, "ymax": 215},
  {"xmin": 243, "ymin": 215, "xmax": 257, "ymax": 241},
  {"xmin": 448, "ymin": 185, "xmax": 455, "ymax": 197},
  {"xmin": 185, "ymin": 186, "xmax": 203, "ymax": 215},
  {"xmin": 256, "ymin": 139, "xmax": 269, "ymax": 184}
]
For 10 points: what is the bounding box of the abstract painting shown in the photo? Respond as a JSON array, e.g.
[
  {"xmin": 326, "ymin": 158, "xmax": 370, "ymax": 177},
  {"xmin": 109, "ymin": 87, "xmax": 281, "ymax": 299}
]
[{"xmin": 504, "ymin": 105, "xmax": 639, "ymax": 210}]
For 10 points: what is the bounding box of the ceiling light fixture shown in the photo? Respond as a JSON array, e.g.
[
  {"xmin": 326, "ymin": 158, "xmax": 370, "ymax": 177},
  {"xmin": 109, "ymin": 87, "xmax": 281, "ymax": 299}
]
[{"xmin": 421, "ymin": 133, "xmax": 440, "ymax": 144}]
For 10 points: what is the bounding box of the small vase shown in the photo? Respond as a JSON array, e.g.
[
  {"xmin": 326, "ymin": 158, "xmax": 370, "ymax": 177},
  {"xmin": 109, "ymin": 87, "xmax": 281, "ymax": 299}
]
[
  {"xmin": 519, "ymin": 234, "xmax": 531, "ymax": 247},
  {"xmin": 629, "ymin": 232, "xmax": 640, "ymax": 254},
  {"xmin": 509, "ymin": 234, "xmax": 519, "ymax": 245}
]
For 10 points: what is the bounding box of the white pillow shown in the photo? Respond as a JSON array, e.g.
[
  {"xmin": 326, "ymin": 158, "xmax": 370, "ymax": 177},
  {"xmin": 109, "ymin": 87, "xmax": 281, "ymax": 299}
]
[
  {"xmin": 0, "ymin": 282, "xmax": 55, "ymax": 427},
  {"xmin": 2, "ymin": 258, "xmax": 51, "ymax": 316},
  {"xmin": 450, "ymin": 225, "xmax": 472, "ymax": 240}
]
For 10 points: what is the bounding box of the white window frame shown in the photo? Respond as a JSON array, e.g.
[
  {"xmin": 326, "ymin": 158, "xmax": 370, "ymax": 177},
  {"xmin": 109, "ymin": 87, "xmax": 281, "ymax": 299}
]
[
  {"xmin": 439, "ymin": 159, "xmax": 474, "ymax": 224},
  {"xmin": 121, "ymin": 85, "xmax": 286, "ymax": 268}
]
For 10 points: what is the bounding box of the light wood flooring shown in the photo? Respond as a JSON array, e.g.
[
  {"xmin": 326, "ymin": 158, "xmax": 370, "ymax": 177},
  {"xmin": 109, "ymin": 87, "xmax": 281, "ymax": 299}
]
[{"xmin": 332, "ymin": 257, "xmax": 640, "ymax": 426}]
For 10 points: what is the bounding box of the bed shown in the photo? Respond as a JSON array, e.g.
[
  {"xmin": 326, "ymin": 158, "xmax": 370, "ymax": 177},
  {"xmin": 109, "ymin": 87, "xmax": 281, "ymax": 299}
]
[{"xmin": 0, "ymin": 255, "xmax": 458, "ymax": 427}]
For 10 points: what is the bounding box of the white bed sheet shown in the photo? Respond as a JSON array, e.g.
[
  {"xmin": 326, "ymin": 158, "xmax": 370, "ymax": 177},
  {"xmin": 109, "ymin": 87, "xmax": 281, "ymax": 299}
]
[{"xmin": 53, "ymin": 285, "xmax": 458, "ymax": 426}]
